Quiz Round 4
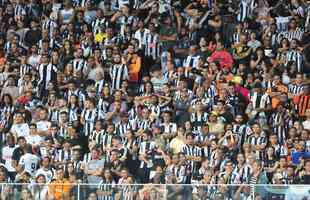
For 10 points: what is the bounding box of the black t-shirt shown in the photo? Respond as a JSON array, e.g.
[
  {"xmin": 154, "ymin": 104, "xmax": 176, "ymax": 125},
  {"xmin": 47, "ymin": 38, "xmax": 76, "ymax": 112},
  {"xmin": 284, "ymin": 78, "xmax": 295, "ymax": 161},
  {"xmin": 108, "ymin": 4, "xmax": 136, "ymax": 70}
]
[
  {"xmin": 12, "ymin": 147, "xmax": 25, "ymax": 163},
  {"xmin": 300, "ymin": 175, "xmax": 310, "ymax": 184}
]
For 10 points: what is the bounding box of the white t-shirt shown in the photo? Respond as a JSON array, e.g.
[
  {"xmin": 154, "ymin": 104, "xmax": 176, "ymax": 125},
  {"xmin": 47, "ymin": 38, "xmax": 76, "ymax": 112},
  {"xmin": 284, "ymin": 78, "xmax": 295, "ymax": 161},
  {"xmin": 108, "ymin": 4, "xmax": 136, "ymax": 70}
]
[
  {"xmin": 36, "ymin": 121, "xmax": 51, "ymax": 133},
  {"xmin": 27, "ymin": 55, "xmax": 41, "ymax": 67},
  {"xmin": 1, "ymin": 145, "xmax": 17, "ymax": 172},
  {"xmin": 60, "ymin": 8, "xmax": 74, "ymax": 24},
  {"xmin": 26, "ymin": 135, "xmax": 44, "ymax": 146},
  {"xmin": 35, "ymin": 168, "xmax": 54, "ymax": 183},
  {"xmin": 19, "ymin": 153, "xmax": 40, "ymax": 176},
  {"xmin": 10, "ymin": 123, "xmax": 30, "ymax": 138},
  {"xmin": 302, "ymin": 120, "xmax": 310, "ymax": 130}
]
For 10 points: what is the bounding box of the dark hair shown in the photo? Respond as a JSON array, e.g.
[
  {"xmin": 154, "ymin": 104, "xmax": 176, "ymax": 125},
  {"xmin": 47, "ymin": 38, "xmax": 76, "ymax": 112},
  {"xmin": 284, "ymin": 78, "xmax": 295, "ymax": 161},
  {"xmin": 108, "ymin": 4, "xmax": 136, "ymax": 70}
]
[
  {"xmin": 29, "ymin": 123, "xmax": 37, "ymax": 128},
  {"xmin": 17, "ymin": 136, "xmax": 26, "ymax": 142},
  {"xmin": 0, "ymin": 93, "xmax": 13, "ymax": 106},
  {"xmin": 185, "ymin": 133, "xmax": 193, "ymax": 139},
  {"xmin": 36, "ymin": 174, "xmax": 46, "ymax": 182}
]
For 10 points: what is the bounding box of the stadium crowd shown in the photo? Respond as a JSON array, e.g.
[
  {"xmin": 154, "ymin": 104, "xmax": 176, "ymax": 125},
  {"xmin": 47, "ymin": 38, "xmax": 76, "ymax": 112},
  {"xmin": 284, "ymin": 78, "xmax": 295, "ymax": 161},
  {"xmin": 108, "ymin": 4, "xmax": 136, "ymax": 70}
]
[{"xmin": 0, "ymin": 0, "xmax": 310, "ymax": 199}]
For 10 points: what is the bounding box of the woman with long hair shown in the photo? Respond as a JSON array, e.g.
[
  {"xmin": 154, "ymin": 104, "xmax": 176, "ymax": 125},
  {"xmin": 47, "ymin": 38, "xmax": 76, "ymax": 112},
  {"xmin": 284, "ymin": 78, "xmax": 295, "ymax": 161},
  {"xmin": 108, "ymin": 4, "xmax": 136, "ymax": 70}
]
[
  {"xmin": 0, "ymin": 93, "xmax": 14, "ymax": 116},
  {"xmin": 264, "ymin": 146, "xmax": 279, "ymax": 182},
  {"xmin": 68, "ymin": 94, "xmax": 81, "ymax": 123},
  {"xmin": 64, "ymin": 162, "xmax": 75, "ymax": 179},
  {"xmin": 31, "ymin": 174, "xmax": 48, "ymax": 200},
  {"xmin": 62, "ymin": 40, "xmax": 75, "ymax": 64}
]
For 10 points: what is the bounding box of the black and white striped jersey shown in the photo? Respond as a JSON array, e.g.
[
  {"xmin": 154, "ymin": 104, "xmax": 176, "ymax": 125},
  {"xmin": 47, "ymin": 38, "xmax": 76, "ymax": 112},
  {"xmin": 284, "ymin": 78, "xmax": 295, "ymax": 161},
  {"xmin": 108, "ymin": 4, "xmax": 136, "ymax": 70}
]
[
  {"xmin": 38, "ymin": 38, "xmax": 62, "ymax": 50},
  {"xmin": 134, "ymin": 28, "xmax": 150, "ymax": 49},
  {"xmin": 191, "ymin": 112, "xmax": 209, "ymax": 133},
  {"xmin": 181, "ymin": 144, "xmax": 202, "ymax": 173},
  {"xmin": 277, "ymin": 28, "xmax": 304, "ymax": 43},
  {"xmin": 136, "ymin": 119, "xmax": 153, "ymax": 130},
  {"xmin": 275, "ymin": 16, "xmax": 292, "ymax": 32},
  {"xmin": 48, "ymin": 108, "xmax": 60, "ymax": 124},
  {"xmin": 233, "ymin": 124, "xmax": 252, "ymax": 149},
  {"xmin": 89, "ymin": 130, "xmax": 105, "ymax": 145},
  {"xmin": 72, "ymin": 0, "xmax": 87, "ymax": 7},
  {"xmin": 72, "ymin": 58, "xmax": 88, "ymax": 76},
  {"xmin": 160, "ymin": 122, "xmax": 177, "ymax": 134},
  {"xmin": 42, "ymin": 19, "xmax": 58, "ymax": 34},
  {"xmin": 101, "ymin": 132, "xmax": 114, "ymax": 150},
  {"xmin": 183, "ymin": 55, "xmax": 200, "ymax": 69},
  {"xmin": 97, "ymin": 98, "xmax": 110, "ymax": 114},
  {"xmin": 14, "ymin": 4, "xmax": 26, "ymax": 17},
  {"xmin": 166, "ymin": 164, "xmax": 186, "ymax": 183},
  {"xmin": 138, "ymin": 141, "xmax": 156, "ymax": 168},
  {"xmin": 286, "ymin": 49, "xmax": 303, "ymax": 72},
  {"xmin": 95, "ymin": 79, "xmax": 108, "ymax": 96},
  {"xmin": 66, "ymin": 90, "xmax": 86, "ymax": 104},
  {"xmin": 109, "ymin": 64, "xmax": 129, "ymax": 91},
  {"xmin": 218, "ymin": 171, "xmax": 241, "ymax": 184},
  {"xmin": 55, "ymin": 149, "xmax": 72, "ymax": 163},
  {"xmin": 288, "ymin": 83, "xmax": 304, "ymax": 95},
  {"xmin": 247, "ymin": 133, "xmax": 267, "ymax": 159},
  {"xmin": 249, "ymin": 92, "xmax": 271, "ymax": 110},
  {"xmin": 115, "ymin": 122, "xmax": 134, "ymax": 138},
  {"xmin": 81, "ymin": 109, "xmax": 104, "ymax": 136},
  {"xmin": 270, "ymin": 111, "xmax": 292, "ymax": 145},
  {"xmin": 59, "ymin": 124, "xmax": 69, "ymax": 139},
  {"xmin": 117, "ymin": 15, "xmax": 138, "ymax": 36},
  {"xmin": 68, "ymin": 106, "xmax": 80, "ymax": 122},
  {"xmin": 144, "ymin": 32, "xmax": 161, "ymax": 60},
  {"xmin": 231, "ymin": 32, "xmax": 242, "ymax": 45},
  {"xmin": 97, "ymin": 179, "xmax": 116, "ymax": 200},
  {"xmin": 237, "ymin": 0, "xmax": 251, "ymax": 22},
  {"xmin": 205, "ymin": 84, "xmax": 217, "ymax": 100},
  {"xmin": 111, "ymin": 0, "xmax": 130, "ymax": 11},
  {"xmin": 91, "ymin": 17, "xmax": 109, "ymax": 35},
  {"xmin": 19, "ymin": 64, "xmax": 33, "ymax": 78},
  {"xmin": 305, "ymin": 6, "xmax": 310, "ymax": 32},
  {"xmin": 38, "ymin": 63, "xmax": 58, "ymax": 90},
  {"xmin": 232, "ymin": 164, "xmax": 252, "ymax": 183}
]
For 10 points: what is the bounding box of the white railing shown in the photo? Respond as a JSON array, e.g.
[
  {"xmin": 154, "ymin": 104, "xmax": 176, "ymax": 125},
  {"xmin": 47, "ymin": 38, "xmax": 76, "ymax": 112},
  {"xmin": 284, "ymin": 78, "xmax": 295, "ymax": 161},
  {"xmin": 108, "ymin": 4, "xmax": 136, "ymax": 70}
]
[{"xmin": 0, "ymin": 183, "xmax": 309, "ymax": 200}]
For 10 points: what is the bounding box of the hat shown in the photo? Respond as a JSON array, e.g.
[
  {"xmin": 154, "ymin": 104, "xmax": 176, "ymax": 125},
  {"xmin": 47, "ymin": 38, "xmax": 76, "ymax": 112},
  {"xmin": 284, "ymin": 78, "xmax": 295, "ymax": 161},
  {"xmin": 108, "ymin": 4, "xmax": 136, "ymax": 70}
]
[
  {"xmin": 232, "ymin": 76, "xmax": 243, "ymax": 85},
  {"xmin": 210, "ymin": 111, "xmax": 218, "ymax": 117}
]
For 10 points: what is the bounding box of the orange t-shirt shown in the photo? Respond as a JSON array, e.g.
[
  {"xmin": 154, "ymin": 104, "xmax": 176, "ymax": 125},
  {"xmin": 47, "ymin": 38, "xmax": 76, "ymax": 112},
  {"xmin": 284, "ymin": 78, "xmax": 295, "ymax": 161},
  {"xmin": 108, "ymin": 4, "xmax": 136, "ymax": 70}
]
[
  {"xmin": 128, "ymin": 54, "xmax": 141, "ymax": 82},
  {"xmin": 49, "ymin": 180, "xmax": 72, "ymax": 200}
]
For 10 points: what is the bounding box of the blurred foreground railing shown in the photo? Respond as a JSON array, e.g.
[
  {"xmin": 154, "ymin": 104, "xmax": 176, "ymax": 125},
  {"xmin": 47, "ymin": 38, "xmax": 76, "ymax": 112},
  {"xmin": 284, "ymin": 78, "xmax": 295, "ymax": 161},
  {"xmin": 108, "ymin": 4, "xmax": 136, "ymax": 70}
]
[{"xmin": 0, "ymin": 183, "xmax": 309, "ymax": 200}]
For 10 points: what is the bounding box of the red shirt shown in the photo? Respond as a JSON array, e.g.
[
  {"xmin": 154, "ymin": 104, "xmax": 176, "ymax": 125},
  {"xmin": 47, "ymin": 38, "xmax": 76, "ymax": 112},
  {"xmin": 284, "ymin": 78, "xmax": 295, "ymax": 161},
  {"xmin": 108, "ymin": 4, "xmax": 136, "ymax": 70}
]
[{"xmin": 208, "ymin": 50, "xmax": 234, "ymax": 70}]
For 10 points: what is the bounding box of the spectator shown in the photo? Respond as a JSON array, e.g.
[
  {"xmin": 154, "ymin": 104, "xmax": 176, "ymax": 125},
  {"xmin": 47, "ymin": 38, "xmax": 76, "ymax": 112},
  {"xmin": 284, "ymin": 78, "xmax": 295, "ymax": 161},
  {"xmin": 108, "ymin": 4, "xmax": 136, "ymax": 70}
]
[
  {"xmin": 48, "ymin": 167, "xmax": 72, "ymax": 200},
  {"xmin": 0, "ymin": 0, "xmax": 309, "ymax": 199}
]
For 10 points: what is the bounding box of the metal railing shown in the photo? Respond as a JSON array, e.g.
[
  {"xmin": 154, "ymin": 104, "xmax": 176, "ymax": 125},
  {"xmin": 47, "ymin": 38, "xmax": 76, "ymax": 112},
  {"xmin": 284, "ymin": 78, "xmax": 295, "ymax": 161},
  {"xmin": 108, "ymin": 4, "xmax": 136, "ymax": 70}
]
[{"xmin": 0, "ymin": 183, "xmax": 309, "ymax": 200}]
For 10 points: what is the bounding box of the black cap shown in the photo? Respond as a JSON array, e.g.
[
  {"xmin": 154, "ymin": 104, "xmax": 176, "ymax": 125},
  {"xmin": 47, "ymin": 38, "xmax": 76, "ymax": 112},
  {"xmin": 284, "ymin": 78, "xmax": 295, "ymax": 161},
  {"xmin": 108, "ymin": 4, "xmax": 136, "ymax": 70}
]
[{"xmin": 253, "ymin": 82, "xmax": 262, "ymax": 89}]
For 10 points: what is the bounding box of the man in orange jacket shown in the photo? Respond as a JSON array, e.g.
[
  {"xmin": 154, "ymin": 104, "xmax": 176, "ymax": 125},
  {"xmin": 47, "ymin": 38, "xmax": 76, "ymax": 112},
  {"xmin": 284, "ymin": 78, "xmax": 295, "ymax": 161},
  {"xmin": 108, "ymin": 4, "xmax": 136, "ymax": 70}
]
[{"xmin": 49, "ymin": 167, "xmax": 72, "ymax": 200}]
